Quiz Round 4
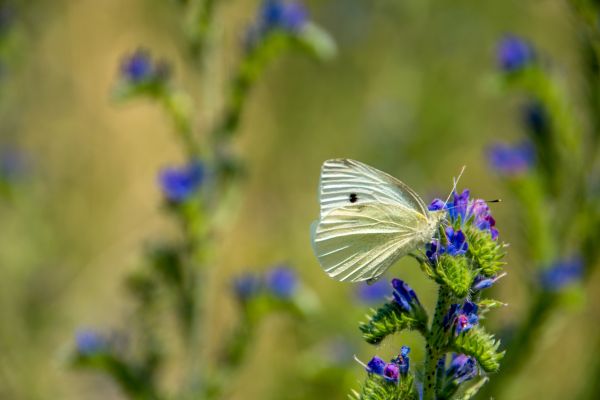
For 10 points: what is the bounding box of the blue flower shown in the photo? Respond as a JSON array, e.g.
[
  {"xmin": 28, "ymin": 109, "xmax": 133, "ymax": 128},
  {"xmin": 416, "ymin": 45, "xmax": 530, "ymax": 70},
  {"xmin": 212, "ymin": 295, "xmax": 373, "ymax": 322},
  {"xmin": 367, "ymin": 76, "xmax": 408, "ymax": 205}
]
[
  {"xmin": 445, "ymin": 302, "xmax": 479, "ymax": 335},
  {"xmin": 366, "ymin": 356, "xmax": 386, "ymax": 375},
  {"xmin": 497, "ymin": 35, "xmax": 535, "ymax": 72},
  {"xmin": 455, "ymin": 302, "xmax": 479, "ymax": 335},
  {"xmin": 158, "ymin": 160, "xmax": 205, "ymax": 203},
  {"xmin": 75, "ymin": 330, "xmax": 107, "ymax": 355},
  {"xmin": 447, "ymin": 354, "xmax": 478, "ymax": 384},
  {"xmin": 391, "ymin": 346, "xmax": 410, "ymax": 376},
  {"xmin": 391, "ymin": 279, "xmax": 421, "ymax": 312},
  {"xmin": 469, "ymin": 199, "xmax": 499, "ymax": 240},
  {"xmin": 245, "ymin": 1, "xmax": 309, "ymax": 49},
  {"xmin": 488, "ymin": 141, "xmax": 535, "ymax": 176},
  {"xmin": 383, "ymin": 363, "xmax": 400, "ymax": 382},
  {"xmin": 448, "ymin": 189, "xmax": 470, "ymax": 222},
  {"xmin": 356, "ymin": 280, "xmax": 389, "ymax": 304},
  {"xmin": 472, "ymin": 272, "xmax": 507, "ymax": 291},
  {"xmin": 539, "ymin": 256, "xmax": 583, "ymax": 291},
  {"xmin": 428, "ymin": 198, "xmax": 446, "ymax": 211},
  {"xmin": 425, "ymin": 228, "xmax": 468, "ymax": 263},
  {"xmin": 233, "ymin": 273, "xmax": 262, "ymax": 301},
  {"xmin": 266, "ymin": 266, "xmax": 297, "ymax": 298},
  {"xmin": 120, "ymin": 49, "xmax": 170, "ymax": 84}
]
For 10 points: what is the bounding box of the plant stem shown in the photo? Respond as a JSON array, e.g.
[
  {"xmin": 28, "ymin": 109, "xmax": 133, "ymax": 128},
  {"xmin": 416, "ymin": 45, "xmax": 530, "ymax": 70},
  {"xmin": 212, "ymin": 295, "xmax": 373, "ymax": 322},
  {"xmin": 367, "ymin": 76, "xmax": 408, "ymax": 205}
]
[{"xmin": 423, "ymin": 286, "xmax": 453, "ymax": 400}]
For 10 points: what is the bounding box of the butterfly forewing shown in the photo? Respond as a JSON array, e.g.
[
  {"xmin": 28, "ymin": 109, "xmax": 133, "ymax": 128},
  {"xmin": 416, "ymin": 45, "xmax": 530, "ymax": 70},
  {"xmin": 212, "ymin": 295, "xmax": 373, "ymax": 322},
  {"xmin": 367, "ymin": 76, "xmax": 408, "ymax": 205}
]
[{"xmin": 319, "ymin": 159, "xmax": 429, "ymax": 219}]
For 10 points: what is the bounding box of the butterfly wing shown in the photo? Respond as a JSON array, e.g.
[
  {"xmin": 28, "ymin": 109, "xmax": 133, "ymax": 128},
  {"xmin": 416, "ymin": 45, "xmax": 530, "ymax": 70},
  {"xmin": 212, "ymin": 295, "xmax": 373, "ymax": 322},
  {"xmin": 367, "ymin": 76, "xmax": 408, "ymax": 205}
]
[
  {"xmin": 318, "ymin": 159, "xmax": 429, "ymax": 219},
  {"xmin": 311, "ymin": 201, "xmax": 430, "ymax": 282}
]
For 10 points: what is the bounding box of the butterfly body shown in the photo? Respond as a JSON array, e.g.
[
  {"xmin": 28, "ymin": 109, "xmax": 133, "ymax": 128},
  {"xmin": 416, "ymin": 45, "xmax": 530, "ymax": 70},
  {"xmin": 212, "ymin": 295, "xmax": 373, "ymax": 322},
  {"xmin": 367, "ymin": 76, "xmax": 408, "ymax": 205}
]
[{"xmin": 311, "ymin": 159, "xmax": 445, "ymax": 282}]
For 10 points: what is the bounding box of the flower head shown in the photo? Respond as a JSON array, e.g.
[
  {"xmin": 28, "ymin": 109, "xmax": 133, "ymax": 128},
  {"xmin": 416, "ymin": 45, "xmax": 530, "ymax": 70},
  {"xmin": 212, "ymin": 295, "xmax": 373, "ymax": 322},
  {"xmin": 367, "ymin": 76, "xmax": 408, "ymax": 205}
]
[
  {"xmin": 488, "ymin": 141, "xmax": 535, "ymax": 176},
  {"xmin": 266, "ymin": 266, "xmax": 297, "ymax": 298},
  {"xmin": 356, "ymin": 280, "xmax": 389, "ymax": 304},
  {"xmin": 120, "ymin": 49, "xmax": 170, "ymax": 85},
  {"xmin": 539, "ymin": 256, "xmax": 583, "ymax": 291},
  {"xmin": 245, "ymin": 1, "xmax": 309, "ymax": 50},
  {"xmin": 75, "ymin": 330, "xmax": 107, "ymax": 356},
  {"xmin": 445, "ymin": 302, "xmax": 479, "ymax": 335},
  {"xmin": 158, "ymin": 160, "xmax": 205, "ymax": 203},
  {"xmin": 447, "ymin": 354, "xmax": 478, "ymax": 384},
  {"xmin": 391, "ymin": 279, "xmax": 421, "ymax": 312},
  {"xmin": 448, "ymin": 189, "xmax": 470, "ymax": 222},
  {"xmin": 497, "ymin": 35, "xmax": 535, "ymax": 72},
  {"xmin": 366, "ymin": 356, "xmax": 386, "ymax": 375}
]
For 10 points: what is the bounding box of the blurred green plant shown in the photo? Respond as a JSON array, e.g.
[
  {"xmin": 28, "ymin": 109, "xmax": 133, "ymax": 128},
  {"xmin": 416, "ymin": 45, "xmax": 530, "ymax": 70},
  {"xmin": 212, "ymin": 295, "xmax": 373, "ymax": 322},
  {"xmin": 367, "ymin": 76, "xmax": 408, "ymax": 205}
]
[{"xmin": 69, "ymin": 1, "xmax": 336, "ymax": 399}]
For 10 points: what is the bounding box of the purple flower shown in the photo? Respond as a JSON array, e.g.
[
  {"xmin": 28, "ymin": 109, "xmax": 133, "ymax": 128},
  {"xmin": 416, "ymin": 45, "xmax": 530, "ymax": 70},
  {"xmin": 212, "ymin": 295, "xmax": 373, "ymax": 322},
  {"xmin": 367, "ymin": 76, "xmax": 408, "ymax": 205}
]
[
  {"xmin": 448, "ymin": 190, "xmax": 470, "ymax": 222},
  {"xmin": 391, "ymin": 346, "xmax": 410, "ymax": 376},
  {"xmin": 469, "ymin": 199, "xmax": 499, "ymax": 240},
  {"xmin": 391, "ymin": 279, "xmax": 420, "ymax": 312},
  {"xmin": 497, "ymin": 35, "xmax": 535, "ymax": 72},
  {"xmin": 383, "ymin": 363, "xmax": 400, "ymax": 382},
  {"xmin": 233, "ymin": 273, "xmax": 262, "ymax": 301},
  {"xmin": 447, "ymin": 354, "xmax": 478, "ymax": 384},
  {"xmin": 266, "ymin": 266, "xmax": 297, "ymax": 298},
  {"xmin": 539, "ymin": 256, "xmax": 583, "ymax": 291},
  {"xmin": 426, "ymin": 239, "xmax": 440, "ymax": 263},
  {"xmin": 472, "ymin": 272, "xmax": 507, "ymax": 291},
  {"xmin": 158, "ymin": 160, "xmax": 205, "ymax": 203},
  {"xmin": 444, "ymin": 227, "xmax": 468, "ymax": 256},
  {"xmin": 488, "ymin": 141, "xmax": 535, "ymax": 176},
  {"xmin": 428, "ymin": 198, "xmax": 446, "ymax": 211},
  {"xmin": 356, "ymin": 280, "xmax": 389, "ymax": 304},
  {"xmin": 366, "ymin": 356, "xmax": 386, "ymax": 375},
  {"xmin": 75, "ymin": 330, "xmax": 107, "ymax": 355}
]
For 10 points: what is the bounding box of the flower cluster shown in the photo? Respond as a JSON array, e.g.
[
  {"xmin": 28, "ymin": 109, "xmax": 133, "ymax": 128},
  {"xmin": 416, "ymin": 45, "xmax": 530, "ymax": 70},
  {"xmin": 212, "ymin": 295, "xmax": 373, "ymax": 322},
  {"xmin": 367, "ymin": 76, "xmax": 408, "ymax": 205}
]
[
  {"xmin": 365, "ymin": 346, "xmax": 411, "ymax": 383},
  {"xmin": 444, "ymin": 302, "xmax": 479, "ymax": 335},
  {"xmin": 233, "ymin": 265, "xmax": 298, "ymax": 302},
  {"xmin": 158, "ymin": 160, "xmax": 205, "ymax": 204}
]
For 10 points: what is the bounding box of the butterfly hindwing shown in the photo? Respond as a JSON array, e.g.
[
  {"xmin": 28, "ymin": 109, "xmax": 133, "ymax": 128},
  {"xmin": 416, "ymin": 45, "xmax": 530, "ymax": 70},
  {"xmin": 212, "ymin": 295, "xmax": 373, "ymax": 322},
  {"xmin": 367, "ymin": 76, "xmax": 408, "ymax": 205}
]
[{"xmin": 311, "ymin": 201, "xmax": 429, "ymax": 282}]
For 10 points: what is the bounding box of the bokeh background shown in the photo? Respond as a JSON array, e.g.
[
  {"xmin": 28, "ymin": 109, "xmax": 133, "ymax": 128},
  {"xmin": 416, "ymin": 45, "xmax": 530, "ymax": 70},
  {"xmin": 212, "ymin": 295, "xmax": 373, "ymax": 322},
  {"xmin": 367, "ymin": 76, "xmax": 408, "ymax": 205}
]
[{"xmin": 0, "ymin": 1, "xmax": 597, "ymax": 399}]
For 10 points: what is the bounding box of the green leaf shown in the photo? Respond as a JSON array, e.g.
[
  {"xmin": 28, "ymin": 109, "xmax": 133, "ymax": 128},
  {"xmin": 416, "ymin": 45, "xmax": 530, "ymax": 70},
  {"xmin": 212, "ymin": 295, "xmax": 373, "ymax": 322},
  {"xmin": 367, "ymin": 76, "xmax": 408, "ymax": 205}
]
[
  {"xmin": 350, "ymin": 374, "xmax": 417, "ymax": 400},
  {"xmin": 359, "ymin": 302, "xmax": 428, "ymax": 345},
  {"xmin": 436, "ymin": 256, "xmax": 475, "ymax": 298},
  {"xmin": 452, "ymin": 328, "xmax": 505, "ymax": 373}
]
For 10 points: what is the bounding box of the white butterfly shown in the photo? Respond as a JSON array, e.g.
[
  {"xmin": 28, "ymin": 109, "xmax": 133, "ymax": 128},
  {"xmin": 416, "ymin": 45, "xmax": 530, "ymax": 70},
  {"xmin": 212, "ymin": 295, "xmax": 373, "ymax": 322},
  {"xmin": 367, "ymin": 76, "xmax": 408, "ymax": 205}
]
[{"xmin": 311, "ymin": 159, "xmax": 447, "ymax": 283}]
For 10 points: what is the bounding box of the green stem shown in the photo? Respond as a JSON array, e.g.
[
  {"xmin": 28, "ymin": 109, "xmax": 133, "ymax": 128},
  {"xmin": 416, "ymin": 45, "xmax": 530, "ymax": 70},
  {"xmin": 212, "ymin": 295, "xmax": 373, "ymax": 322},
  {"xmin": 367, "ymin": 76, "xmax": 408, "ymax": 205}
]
[{"xmin": 423, "ymin": 286, "xmax": 453, "ymax": 400}]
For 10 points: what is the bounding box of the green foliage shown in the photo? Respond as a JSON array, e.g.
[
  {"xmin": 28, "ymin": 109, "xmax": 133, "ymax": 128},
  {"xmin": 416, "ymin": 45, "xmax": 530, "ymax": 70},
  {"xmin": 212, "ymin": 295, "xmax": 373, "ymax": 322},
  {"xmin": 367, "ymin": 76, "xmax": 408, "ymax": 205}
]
[
  {"xmin": 435, "ymin": 256, "xmax": 474, "ymax": 298},
  {"xmin": 349, "ymin": 374, "xmax": 417, "ymax": 400},
  {"xmin": 452, "ymin": 328, "xmax": 504, "ymax": 373},
  {"xmin": 359, "ymin": 302, "xmax": 428, "ymax": 345},
  {"xmin": 464, "ymin": 227, "xmax": 504, "ymax": 277}
]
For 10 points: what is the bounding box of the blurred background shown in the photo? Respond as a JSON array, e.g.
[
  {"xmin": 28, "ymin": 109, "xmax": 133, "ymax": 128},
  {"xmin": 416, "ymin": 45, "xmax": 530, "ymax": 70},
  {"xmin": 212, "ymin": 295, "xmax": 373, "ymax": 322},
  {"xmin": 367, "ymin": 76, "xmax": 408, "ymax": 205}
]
[{"xmin": 0, "ymin": 0, "xmax": 597, "ymax": 399}]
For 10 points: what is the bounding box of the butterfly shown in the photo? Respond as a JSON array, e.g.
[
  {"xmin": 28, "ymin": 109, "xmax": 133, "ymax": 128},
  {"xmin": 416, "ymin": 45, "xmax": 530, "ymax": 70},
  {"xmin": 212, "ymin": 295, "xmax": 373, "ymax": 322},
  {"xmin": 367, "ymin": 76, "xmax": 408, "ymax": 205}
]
[{"xmin": 310, "ymin": 159, "xmax": 449, "ymax": 283}]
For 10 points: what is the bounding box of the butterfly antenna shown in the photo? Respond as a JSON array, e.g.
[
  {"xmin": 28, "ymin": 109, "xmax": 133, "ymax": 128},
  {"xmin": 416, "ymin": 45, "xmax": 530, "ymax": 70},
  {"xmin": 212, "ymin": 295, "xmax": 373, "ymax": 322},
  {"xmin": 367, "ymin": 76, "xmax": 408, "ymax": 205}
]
[
  {"xmin": 443, "ymin": 165, "xmax": 466, "ymax": 207},
  {"xmin": 353, "ymin": 355, "xmax": 368, "ymax": 369}
]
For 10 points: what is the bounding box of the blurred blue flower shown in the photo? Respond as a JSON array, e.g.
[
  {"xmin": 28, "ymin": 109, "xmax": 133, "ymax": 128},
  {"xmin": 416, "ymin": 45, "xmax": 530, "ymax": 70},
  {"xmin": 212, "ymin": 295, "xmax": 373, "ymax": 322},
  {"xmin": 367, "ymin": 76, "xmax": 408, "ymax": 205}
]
[
  {"xmin": 266, "ymin": 266, "xmax": 297, "ymax": 298},
  {"xmin": 488, "ymin": 141, "xmax": 535, "ymax": 176},
  {"xmin": 497, "ymin": 35, "xmax": 535, "ymax": 72},
  {"xmin": 366, "ymin": 356, "xmax": 386, "ymax": 375},
  {"xmin": 391, "ymin": 346, "xmax": 410, "ymax": 376},
  {"xmin": 233, "ymin": 273, "xmax": 262, "ymax": 301},
  {"xmin": 0, "ymin": 148, "xmax": 28, "ymax": 182},
  {"xmin": 391, "ymin": 279, "xmax": 420, "ymax": 312},
  {"xmin": 246, "ymin": 1, "xmax": 309, "ymax": 49},
  {"xmin": 158, "ymin": 160, "xmax": 205, "ymax": 203},
  {"xmin": 356, "ymin": 280, "xmax": 389, "ymax": 304},
  {"xmin": 447, "ymin": 354, "xmax": 478, "ymax": 384},
  {"xmin": 539, "ymin": 256, "xmax": 583, "ymax": 291},
  {"xmin": 522, "ymin": 101, "xmax": 549, "ymax": 137},
  {"xmin": 120, "ymin": 49, "xmax": 170, "ymax": 84},
  {"xmin": 75, "ymin": 330, "xmax": 107, "ymax": 355}
]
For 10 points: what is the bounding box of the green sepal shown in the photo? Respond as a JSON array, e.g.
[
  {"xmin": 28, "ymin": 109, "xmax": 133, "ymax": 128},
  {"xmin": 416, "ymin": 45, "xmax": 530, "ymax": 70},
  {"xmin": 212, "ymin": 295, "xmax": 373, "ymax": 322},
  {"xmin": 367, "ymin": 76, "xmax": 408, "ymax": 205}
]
[
  {"xmin": 453, "ymin": 377, "xmax": 489, "ymax": 400},
  {"xmin": 465, "ymin": 228, "xmax": 504, "ymax": 277},
  {"xmin": 476, "ymin": 299, "xmax": 507, "ymax": 316},
  {"xmin": 452, "ymin": 328, "xmax": 504, "ymax": 373},
  {"xmin": 349, "ymin": 373, "xmax": 417, "ymax": 400},
  {"xmin": 436, "ymin": 256, "xmax": 475, "ymax": 298},
  {"xmin": 359, "ymin": 302, "xmax": 428, "ymax": 345}
]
